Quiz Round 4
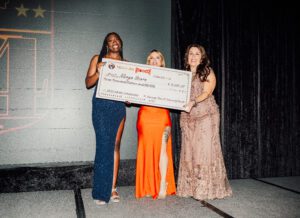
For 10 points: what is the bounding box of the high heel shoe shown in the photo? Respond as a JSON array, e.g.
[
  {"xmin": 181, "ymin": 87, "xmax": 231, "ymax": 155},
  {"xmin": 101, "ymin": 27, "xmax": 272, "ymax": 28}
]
[
  {"xmin": 158, "ymin": 182, "xmax": 168, "ymax": 199},
  {"xmin": 110, "ymin": 187, "xmax": 120, "ymax": 203}
]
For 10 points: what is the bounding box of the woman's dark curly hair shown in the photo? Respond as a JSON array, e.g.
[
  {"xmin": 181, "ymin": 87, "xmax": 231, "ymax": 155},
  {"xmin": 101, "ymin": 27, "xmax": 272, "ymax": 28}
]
[
  {"xmin": 184, "ymin": 44, "xmax": 211, "ymax": 82},
  {"xmin": 97, "ymin": 32, "xmax": 123, "ymax": 63}
]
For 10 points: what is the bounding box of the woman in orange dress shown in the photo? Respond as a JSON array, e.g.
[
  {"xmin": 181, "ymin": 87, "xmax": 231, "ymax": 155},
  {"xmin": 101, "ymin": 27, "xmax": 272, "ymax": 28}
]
[{"xmin": 135, "ymin": 50, "xmax": 176, "ymax": 199}]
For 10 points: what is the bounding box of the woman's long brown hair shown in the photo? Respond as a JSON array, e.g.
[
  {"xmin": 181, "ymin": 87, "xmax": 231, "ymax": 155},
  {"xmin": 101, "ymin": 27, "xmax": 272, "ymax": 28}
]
[{"xmin": 184, "ymin": 44, "xmax": 211, "ymax": 82}]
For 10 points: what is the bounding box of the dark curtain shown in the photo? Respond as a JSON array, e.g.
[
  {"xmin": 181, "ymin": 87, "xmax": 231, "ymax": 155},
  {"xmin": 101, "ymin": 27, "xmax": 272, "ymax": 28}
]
[{"xmin": 171, "ymin": 0, "xmax": 300, "ymax": 179}]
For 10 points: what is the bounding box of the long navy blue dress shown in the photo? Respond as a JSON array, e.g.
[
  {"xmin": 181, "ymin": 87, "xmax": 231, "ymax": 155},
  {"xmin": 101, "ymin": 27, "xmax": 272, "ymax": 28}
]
[{"xmin": 91, "ymin": 86, "xmax": 126, "ymax": 202}]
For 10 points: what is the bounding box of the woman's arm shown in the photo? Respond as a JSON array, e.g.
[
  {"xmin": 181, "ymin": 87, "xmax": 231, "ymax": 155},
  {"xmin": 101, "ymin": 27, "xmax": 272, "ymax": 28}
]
[
  {"xmin": 194, "ymin": 69, "xmax": 216, "ymax": 104},
  {"xmin": 85, "ymin": 55, "xmax": 104, "ymax": 89},
  {"xmin": 184, "ymin": 69, "xmax": 216, "ymax": 113}
]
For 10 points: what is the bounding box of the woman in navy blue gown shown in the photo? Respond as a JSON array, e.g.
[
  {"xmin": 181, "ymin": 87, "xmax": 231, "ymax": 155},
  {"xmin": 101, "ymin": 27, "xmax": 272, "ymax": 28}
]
[{"xmin": 85, "ymin": 32, "xmax": 126, "ymax": 205}]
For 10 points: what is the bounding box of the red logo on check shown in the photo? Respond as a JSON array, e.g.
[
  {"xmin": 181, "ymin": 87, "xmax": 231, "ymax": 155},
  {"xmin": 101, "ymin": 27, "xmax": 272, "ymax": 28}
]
[{"xmin": 135, "ymin": 67, "xmax": 151, "ymax": 75}]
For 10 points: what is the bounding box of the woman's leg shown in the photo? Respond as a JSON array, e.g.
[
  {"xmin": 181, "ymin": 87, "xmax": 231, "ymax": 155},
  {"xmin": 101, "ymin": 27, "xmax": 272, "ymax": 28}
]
[
  {"xmin": 158, "ymin": 126, "xmax": 171, "ymax": 198},
  {"xmin": 112, "ymin": 118, "xmax": 125, "ymax": 192}
]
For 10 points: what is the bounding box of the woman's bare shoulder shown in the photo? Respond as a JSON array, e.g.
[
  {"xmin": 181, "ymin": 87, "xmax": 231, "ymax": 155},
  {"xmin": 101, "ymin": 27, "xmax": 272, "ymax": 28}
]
[
  {"xmin": 208, "ymin": 68, "xmax": 216, "ymax": 77},
  {"xmin": 89, "ymin": 55, "xmax": 99, "ymax": 64},
  {"xmin": 92, "ymin": 54, "xmax": 99, "ymax": 60}
]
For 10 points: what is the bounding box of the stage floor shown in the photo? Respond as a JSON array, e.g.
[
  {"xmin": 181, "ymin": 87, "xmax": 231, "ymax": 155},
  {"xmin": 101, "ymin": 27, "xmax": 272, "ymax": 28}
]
[{"xmin": 1, "ymin": 177, "xmax": 299, "ymax": 218}]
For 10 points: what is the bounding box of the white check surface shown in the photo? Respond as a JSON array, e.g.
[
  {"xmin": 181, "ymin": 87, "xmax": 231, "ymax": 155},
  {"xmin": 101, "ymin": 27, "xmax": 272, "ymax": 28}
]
[{"xmin": 96, "ymin": 58, "xmax": 192, "ymax": 110}]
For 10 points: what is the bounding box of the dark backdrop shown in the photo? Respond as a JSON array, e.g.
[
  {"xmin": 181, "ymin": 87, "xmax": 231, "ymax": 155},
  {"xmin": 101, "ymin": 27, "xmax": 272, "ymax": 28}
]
[{"xmin": 171, "ymin": 0, "xmax": 300, "ymax": 179}]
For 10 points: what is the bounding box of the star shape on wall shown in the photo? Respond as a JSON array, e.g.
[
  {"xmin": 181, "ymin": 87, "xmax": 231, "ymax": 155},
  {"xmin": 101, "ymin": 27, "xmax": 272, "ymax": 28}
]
[
  {"xmin": 15, "ymin": 4, "xmax": 29, "ymax": 17},
  {"xmin": 33, "ymin": 5, "xmax": 46, "ymax": 18}
]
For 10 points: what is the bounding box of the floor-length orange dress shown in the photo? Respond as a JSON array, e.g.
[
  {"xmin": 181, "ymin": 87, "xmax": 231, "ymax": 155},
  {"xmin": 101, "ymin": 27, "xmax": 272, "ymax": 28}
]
[{"xmin": 136, "ymin": 106, "xmax": 176, "ymax": 199}]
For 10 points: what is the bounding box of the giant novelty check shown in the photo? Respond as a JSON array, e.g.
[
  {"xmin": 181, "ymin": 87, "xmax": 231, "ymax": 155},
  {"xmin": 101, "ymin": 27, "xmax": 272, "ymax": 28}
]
[{"xmin": 96, "ymin": 58, "xmax": 192, "ymax": 110}]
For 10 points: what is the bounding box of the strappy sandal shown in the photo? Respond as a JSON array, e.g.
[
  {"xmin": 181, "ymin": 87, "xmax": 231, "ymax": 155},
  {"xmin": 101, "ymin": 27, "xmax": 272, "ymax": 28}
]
[
  {"xmin": 158, "ymin": 182, "xmax": 168, "ymax": 199},
  {"xmin": 110, "ymin": 187, "xmax": 120, "ymax": 203},
  {"xmin": 94, "ymin": 200, "xmax": 106, "ymax": 205}
]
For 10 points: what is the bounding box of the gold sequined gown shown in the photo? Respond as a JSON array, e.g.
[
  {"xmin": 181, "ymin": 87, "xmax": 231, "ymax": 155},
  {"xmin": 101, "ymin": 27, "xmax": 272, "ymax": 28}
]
[{"xmin": 177, "ymin": 75, "xmax": 232, "ymax": 200}]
